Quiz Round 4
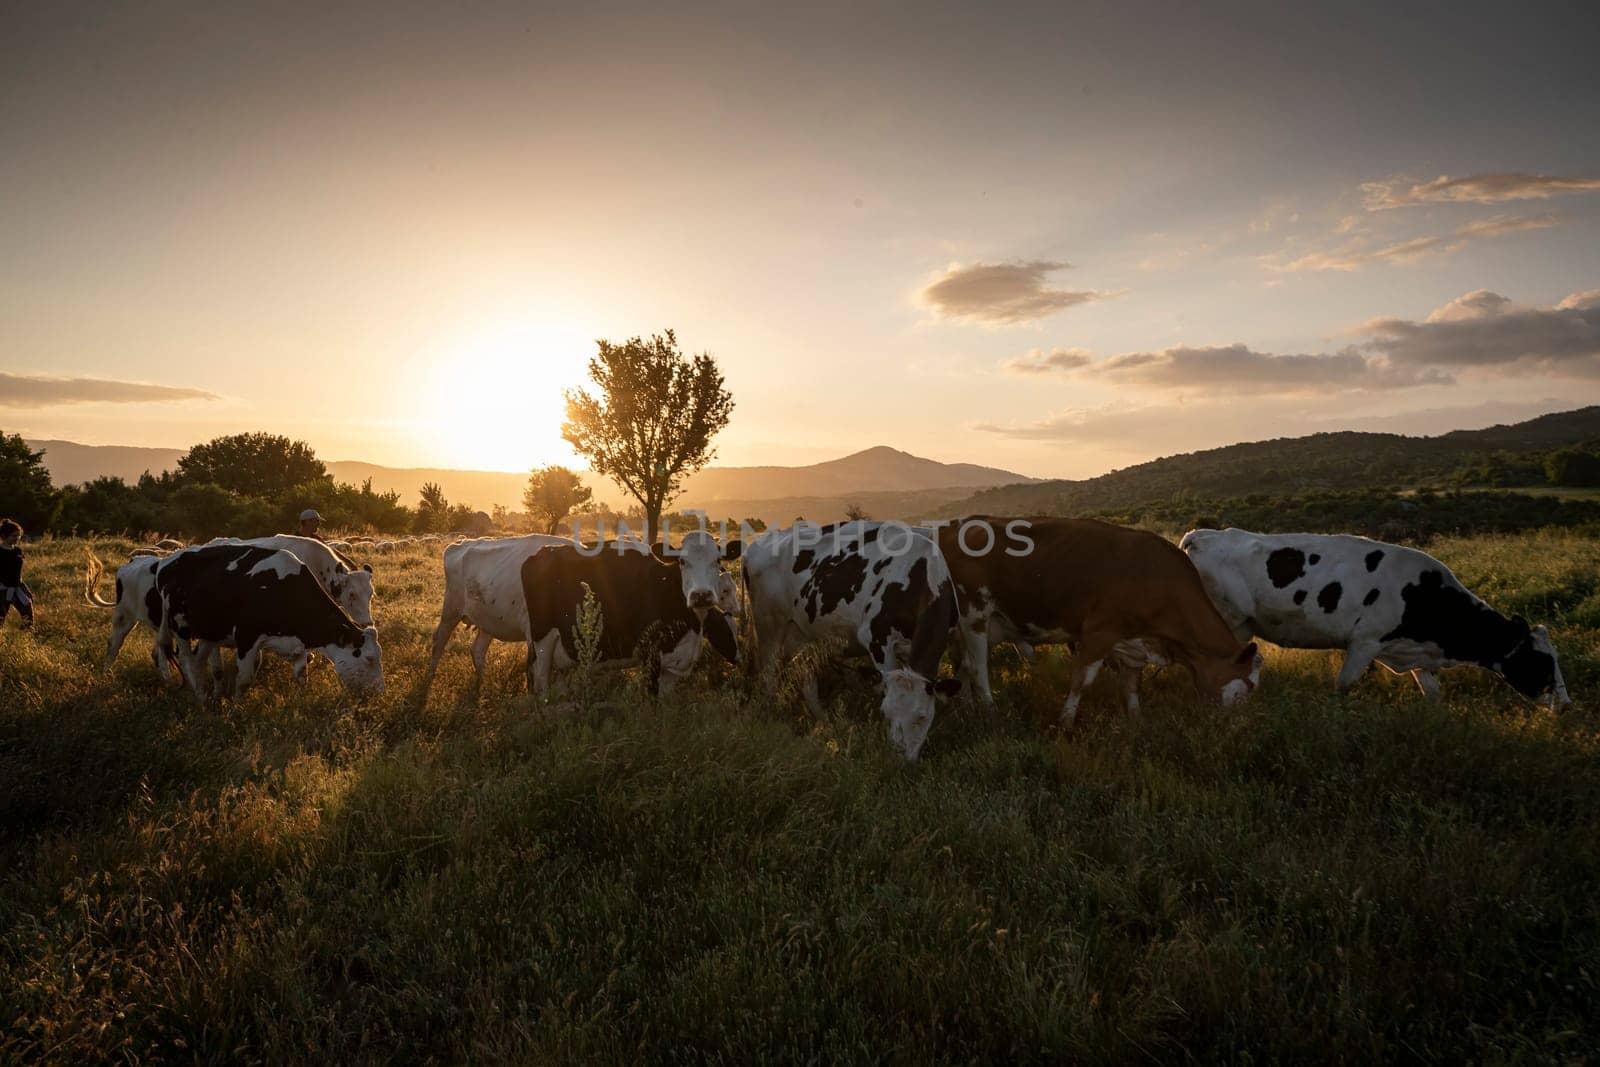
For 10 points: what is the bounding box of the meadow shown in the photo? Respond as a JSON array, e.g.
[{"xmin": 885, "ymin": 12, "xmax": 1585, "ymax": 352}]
[{"xmin": 3, "ymin": 531, "xmax": 1599, "ymax": 1062}]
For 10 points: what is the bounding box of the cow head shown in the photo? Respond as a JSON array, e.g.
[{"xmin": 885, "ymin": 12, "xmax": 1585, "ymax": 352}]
[
  {"xmin": 881, "ymin": 668, "xmax": 962, "ymax": 760},
  {"xmin": 324, "ymin": 625, "xmax": 384, "ymax": 694},
  {"xmin": 1195, "ymin": 642, "xmax": 1261, "ymax": 707},
  {"xmin": 675, "ymin": 530, "xmax": 740, "ymax": 616},
  {"xmin": 1497, "ymin": 617, "xmax": 1570, "ymax": 706},
  {"xmin": 328, "ymin": 567, "xmax": 376, "ymax": 626}
]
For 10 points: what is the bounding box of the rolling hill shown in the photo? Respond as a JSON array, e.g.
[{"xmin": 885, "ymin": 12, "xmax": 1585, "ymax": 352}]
[
  {"xmin": 937, "ymin": 406, "xmax": 1600, "ymax": 519},
  {"xmin": 24, "ymin": 439, "xmax": 1031, "ymax": 518}
]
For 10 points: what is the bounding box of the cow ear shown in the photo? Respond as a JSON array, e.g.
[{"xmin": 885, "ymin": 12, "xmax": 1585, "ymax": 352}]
[
  {"xmin": 362, "ymin": 563, "xmax": 372, "ymax": 573},
  {"xmin": 1236, "ymin": 642, "xmax": 1258, "ymax": 664},
  {"xmin": 930, "ymin": 677, "xmax": 962, "ymax": 697},
  {"xmin": 649, "ymin": 541, "xmax": 668, "ymax": 560},
  {"xmin": 722, "ymin": 538, "xmax": 742, "ymax": 561},
  {"xmin": 1511, "ymin": 614, "xmax": 1530, "ymax": 634}
]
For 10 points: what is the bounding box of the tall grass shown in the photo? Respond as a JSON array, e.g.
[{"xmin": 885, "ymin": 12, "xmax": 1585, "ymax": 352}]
[{"xmin": 2, "ymin": 534, "xmax": 1598, "ymax": 1061}]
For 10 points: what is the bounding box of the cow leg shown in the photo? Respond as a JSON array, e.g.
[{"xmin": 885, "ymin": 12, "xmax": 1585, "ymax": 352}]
[
  {"xmin": 526, "ymin": 631, "xmax": 558, "ymax": 701},
  {"xmin": 1335, "ymin": 643, "xmax": 1381, "ymax": 694},
  {"xmin": 105, "ymin": 608, "xmax": 139, "ymax": 670},
  {"xmin": 1118, "ymin": 664, "xmax": 1142, "ymax": 714},
  {"xmin": 420, "ymin": 602, "xmax": 465, "ymax": 695},
  {"xmin": 1059, "ymin": 631, "xmax": 1118, "ymax": 729},
  {"xmin": 209, "ymin": 646, "xmax": 227, "ymax": 687},
  {"xmin": 234, "ymin": 638, "xmax": 266, "ymax": 696},
  {"xmin": 1059, "ymin": 660, "xmax": 1102, "ymax": 729},
  {"xmin": 1411, "ymin": 669, "xmax": 1441, "ymax": 701},
  {"xmin": 960, "ymin": 626, "xmax": 996, "ymax": 710},
  {"xmin": 470, "ymin": 629, "xmax": 493, "ymax": 688},
  {"xmin": 176, "ymin": 641, "xmax": 212, "ymax": 705}
]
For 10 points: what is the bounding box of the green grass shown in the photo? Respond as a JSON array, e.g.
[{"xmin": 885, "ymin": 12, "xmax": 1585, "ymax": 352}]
[{"xmin": 3, "ymin": 534, "xmax": 1599, "ymax": 1062}]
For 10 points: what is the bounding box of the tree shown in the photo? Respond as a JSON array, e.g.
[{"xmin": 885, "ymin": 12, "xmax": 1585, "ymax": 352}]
[
  {"xmin": 0, "ymin": 432, "xmax": 60, "ymax": 531},
  {"xmin": 563, "ymin": 330, "xmax": 734, "ymax": 544},
  {"xmin": 415, "ymin": 482, "xmax": 449, "ymax": 533},
  {"xmin": 844, "ymin": 502, "xmax": 870, "ymax": 522},
  {"xmin": 177, "ymin": 432, "xmax": 327, "ymax": 498},
  {"xmin": 1544, "ymin": 448, "xmax": 1600, "ymax": 488},
  {"xmin": 523, "ymin": 465, "xmax": 593, "ymax": 534}
]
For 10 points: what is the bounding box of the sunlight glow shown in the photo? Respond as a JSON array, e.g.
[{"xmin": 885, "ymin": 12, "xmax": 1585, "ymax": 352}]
[{"xmin": 421, "ymin": 313, "xmax": 594, "ymax": 472}]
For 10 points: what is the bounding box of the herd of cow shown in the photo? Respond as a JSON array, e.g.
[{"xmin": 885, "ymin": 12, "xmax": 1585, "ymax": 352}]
[{"xmin": 81, "ymin": 517, "xmax": 1573, "ymax": 759}]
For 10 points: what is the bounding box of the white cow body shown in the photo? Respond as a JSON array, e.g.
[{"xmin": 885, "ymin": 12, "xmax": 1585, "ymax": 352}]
[{"xmin": 1181, "ymin": 528, "xmax": 1570, "ymax": 705}]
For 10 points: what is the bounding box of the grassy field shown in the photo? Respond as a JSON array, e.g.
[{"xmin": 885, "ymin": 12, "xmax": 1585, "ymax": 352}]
[{"xmin": 3, "ymin": 532, "xmax": 1599, "ymax": 1062}]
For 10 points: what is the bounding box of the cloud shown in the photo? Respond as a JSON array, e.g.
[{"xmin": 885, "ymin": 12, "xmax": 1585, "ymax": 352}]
[
  {"xmin": 0, "ymin": 372, "xmax": 219, "ymax": 408},
  {"xmin": 1358, "ymin": 288, "xmax": 1600, "ymax": 374},
  {"xmin": 1363, "ymin": 173, "xmax": 1600, "ymax": 210},
  {"xmin": 1085, "ymin": 344, "xmax": 1449, "ymax": 393},
  {"xmin": 1001, "ymin": 347, "xmax": 1094, "ymax": 374},
  {"xmin": 920, "ymin": 260, "xmax": 1123, "ymax": 324},
  {"xmin": 1280, "ymin": 213, "xmax": 1559, "ymax": 272}
]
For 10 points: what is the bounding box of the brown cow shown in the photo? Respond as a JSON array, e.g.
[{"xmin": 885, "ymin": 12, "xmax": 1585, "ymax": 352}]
[{"xmin": 933, "ymin": 516, "xmax": 1260, "ymax": 725}]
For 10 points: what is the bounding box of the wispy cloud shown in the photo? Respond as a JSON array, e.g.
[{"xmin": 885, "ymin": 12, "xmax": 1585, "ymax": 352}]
[
  {"xmin": 1363, "ymin": 172, "xmax": 1600, "ymax": 210},
  {"xmin": 0, "ymin": 372, "xmax": 219, "ymax": 408},
  {"xmin": 1280, "ymin": 213, "xmax": 1559, "ymax": 272},
  {"xmin": 1001, "ymin": 347, "xmax": 1094, "ymax": 374},
  {"xmin": 920, "ymin": 260, "xmax": 1124, "ymax": 324}
]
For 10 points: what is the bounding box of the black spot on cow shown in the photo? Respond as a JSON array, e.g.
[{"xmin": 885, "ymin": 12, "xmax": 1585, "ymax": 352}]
[
  {"xmin": 872, "ymin": 557, "xmax": 893, "ymax": 574},
  {"xmin": 866, "ymin": 557, "xmax": 935, "ymax": 665},
  {"xmin": 792, "ymin": 549, "xmax": 815, "ymax": 575},
  {"xmin": 1292, "ymin": 589, "xmax": 1306, "ymax": 605},
  {"xmin": 1381, "ymin": 568, "xmax": 1555, "ymax": 698},
  {"xmin": 1309, "ymin": 553, "xmax": 1320, "ymax": 565},
  {"xmin": 1266, "ymin": 548, "xmax": 1306, "ymax": 589},
  {"xmin": 1365, "ymin": 549, "xmax": 1384, "ymax": 572},
  {"xmin": 799, "ymin": 551, "xmax": 869, "ymax": 624},
  {"xmin": 1317, "ymin": 583, "xmax": 1342, "ymax": 613},
  {"xmin": 1363, "ymin": 588, "xmax": 1380, "ymax": 606}
]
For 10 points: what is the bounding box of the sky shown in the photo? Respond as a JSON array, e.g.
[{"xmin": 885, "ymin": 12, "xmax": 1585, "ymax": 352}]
[{"xmin": 3, "ymin": 1, "xmax": 1599, "ymax": 480}]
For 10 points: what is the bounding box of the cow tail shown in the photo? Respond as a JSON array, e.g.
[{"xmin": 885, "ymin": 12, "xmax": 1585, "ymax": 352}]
[{"xmin": 84, "ymin": 549, "xmax": 117, "ymax": 608}]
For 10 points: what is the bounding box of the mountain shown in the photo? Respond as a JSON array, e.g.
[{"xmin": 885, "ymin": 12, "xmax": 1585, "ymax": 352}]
[
  {"xmin": 936, "ymin": 405, "xmax": 1600, "ymax": 519},
  {"xmin": 25, "ymin": 439, "xmax": 1032, "ymax": 516}
]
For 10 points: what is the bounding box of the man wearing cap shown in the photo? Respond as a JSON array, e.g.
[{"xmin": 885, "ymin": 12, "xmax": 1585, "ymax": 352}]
[{"xmin": 298, "ymin": 508, "xmax": 324, "ymax": 539}]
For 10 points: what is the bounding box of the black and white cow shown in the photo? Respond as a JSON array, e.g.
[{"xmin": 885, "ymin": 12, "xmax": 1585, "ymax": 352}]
[
  {"xmin": 422, "ymin": 529, "xmax": 740, "ymax": 697},
  {"xmin": 742, "ymin": 522, "xmax": 961, "ymax": 759},
  {"xmin": 154, "ymin": 544, "xmax": 383, "ymax": 703},
  {"xmin": 519, "ymin": 543, "xmax": 738, "ymax": 697},
  {"xmin": 206, "ymin": 535, "xmax": 375, "ymax": 625},
  {"xmin": 1180, "ymin": 528, "xmax": 1571, "ymax": 706}
]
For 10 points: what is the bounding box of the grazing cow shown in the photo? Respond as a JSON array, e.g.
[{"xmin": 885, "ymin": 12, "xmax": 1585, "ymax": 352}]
[
  {"xmin": 155, "ymin": 544, "xmax": 382, "ymax": 702},
  {"xmin": 1180, "ymin": 528, "xmax": 1571, "ymax": 706},
  {"xmin": 422, "ymin": 530, "xmax": 738, "ymax": 696},
  {"xmin": 935, "ymin": 517, "xmax": 1260, "ymax": 725},
  {"xmin": 520, "ymin": 544, "xmax": 739, "ymax": 697},
  {"xmin": 206, "ymin": 535, "xmax": 374, "ymax": 625},
  {"xmin": 742, "ymin": 522, "xmax": 961, "ymax": 760}
]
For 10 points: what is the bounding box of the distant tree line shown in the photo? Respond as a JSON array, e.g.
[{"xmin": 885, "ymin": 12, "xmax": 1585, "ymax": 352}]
[{"xmin": 2, "ymin": 430, "xmax": 434, "ymax": 539}]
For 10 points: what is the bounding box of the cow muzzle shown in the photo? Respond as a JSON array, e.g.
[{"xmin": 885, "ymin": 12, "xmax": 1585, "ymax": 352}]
[{"xmin": 688, "ymin": 589, "xmax": 715, "ymax": 610}]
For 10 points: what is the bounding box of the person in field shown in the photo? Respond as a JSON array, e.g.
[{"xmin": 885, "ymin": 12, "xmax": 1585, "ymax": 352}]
[
  {"xmin": 0, "ymin": 519, "xmax": 34, "ymax": 628},
  {"xmin": 297, "ymin": 508, "xmax": 324, "ymax": 539}
]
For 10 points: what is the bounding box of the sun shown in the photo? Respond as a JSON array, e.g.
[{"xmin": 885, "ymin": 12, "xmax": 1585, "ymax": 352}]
[{"xmin": 421, "ymin": 314, "xmax": 595, "ymax": 472}]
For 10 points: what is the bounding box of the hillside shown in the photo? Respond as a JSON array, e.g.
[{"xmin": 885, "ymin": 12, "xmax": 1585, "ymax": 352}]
[
  {"xmin": 26, "ymin": 439, "xmax": 1030, "ymax": 516},
  {"xmin": 939, "ymin": 406, "xmax": 1600, "ymax": 519}
]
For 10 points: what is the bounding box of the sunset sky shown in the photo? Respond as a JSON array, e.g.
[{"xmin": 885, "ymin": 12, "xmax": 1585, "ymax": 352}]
[{"xmin": 3, "ymin": 2, "xmax": 1598, "ymax": 480}]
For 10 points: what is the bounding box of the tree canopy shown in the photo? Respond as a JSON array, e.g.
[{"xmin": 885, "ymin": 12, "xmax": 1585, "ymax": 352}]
[
  {"xmin": 0, "ymin": 432, "xmax": 60, "ymax": 532},
  {"xmin": 523, "ymin": 465, "xmax": 593, "ymax": 534},
  {"xmin": 562, "ymin": 330, "xmax": 733, "ymax": 542},
  {"xmin": 177, "ymin": 433, "xmax": 327, "ymax": 498}
]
